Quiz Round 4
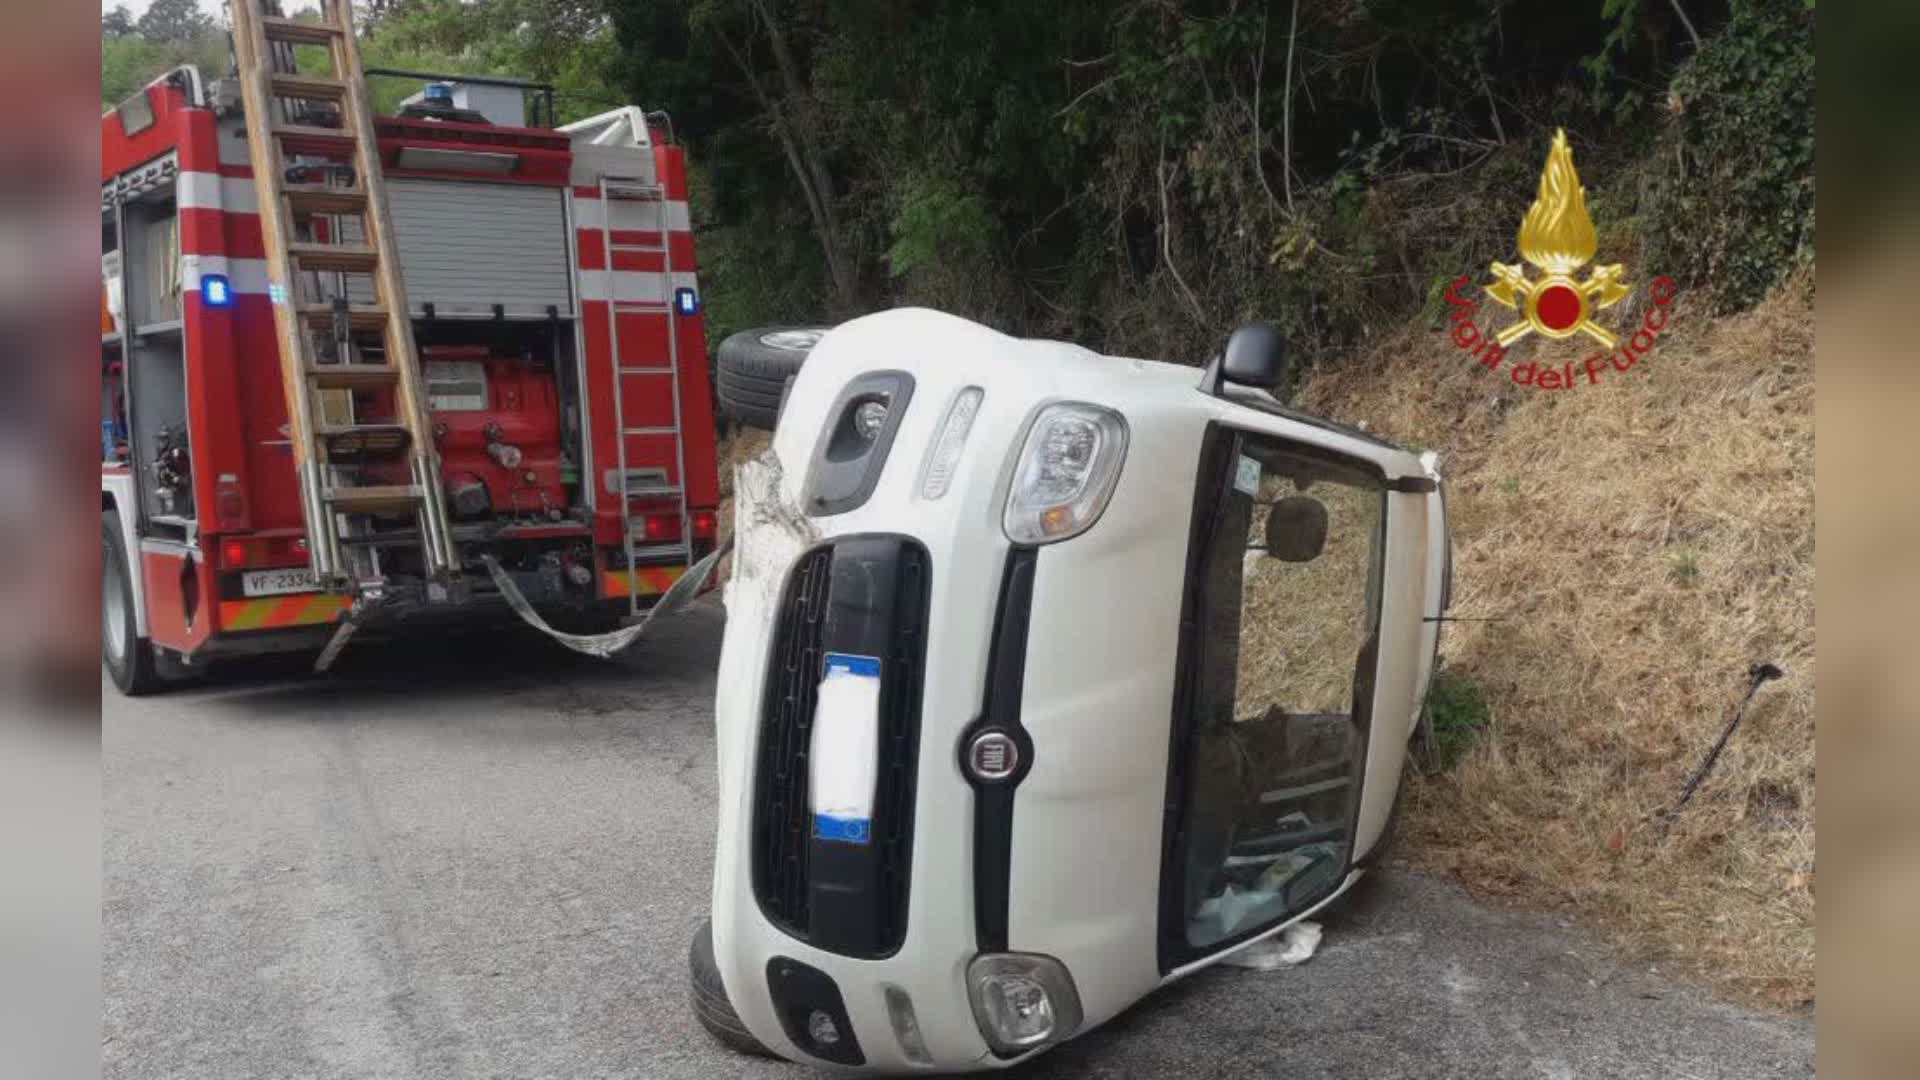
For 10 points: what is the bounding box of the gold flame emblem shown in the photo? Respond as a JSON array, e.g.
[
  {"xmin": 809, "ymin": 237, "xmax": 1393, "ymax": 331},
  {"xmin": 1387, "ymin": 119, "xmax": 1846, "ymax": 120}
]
[{"xmin": 1486, "ymin": 129, "xmax": 1630, "ymax": 348}]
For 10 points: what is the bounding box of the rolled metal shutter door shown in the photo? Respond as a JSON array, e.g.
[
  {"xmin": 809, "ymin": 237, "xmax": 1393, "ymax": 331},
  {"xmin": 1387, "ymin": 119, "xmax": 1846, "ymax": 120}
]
[{"xmin": 350, "ymin": 179, "xmax": 574, "ymax": 318}]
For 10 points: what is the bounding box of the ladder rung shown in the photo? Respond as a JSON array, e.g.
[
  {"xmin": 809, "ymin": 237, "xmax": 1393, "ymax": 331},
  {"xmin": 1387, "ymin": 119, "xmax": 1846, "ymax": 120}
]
[
  {"xmin": 261, "ymin": 16, "xmax": 343, "ymax": 45},
  {"xmin": 273, "ymin": 123, "xmax": 356, "ymax": 145},
  {"xmin": 284, "ymin": 185, "xmax": 368, "ymax": 215},
  {"xmin": 612, "ymin": 303, "xmax": 672, "ymax": 313},
  {"xmin": 289, "ymin": 243, "xmax": 380, "ymax": 273},
  {"xmin": 627, "ymin": 540, "xmax": 693, "ymax": 557},
  {"xmin": 326, "ymin": 485, "xmax": 422, "ymax": 514},
  {"xmin": 624, "ymin": 486, "xmax": 682, "ymax": 499},
  {"xmin": 297, "ymin": 303, "xmax": 388, "ymax": 330},
  {"xmin": 619, "ymin": 367, "xmax": 676, "ymax": 375},
  {"xmin": 270, "ymin": 74, "xmax": 349, "ymax": 102},
  {"xmin": 308, "ymin": 364, "xmax": 399, "ymax": 389},
  {"xmin": 319, "ymin": 424, "xmax": 412, "ymax": 460},
  {"xmin": 622, "ymin": 426, "xmax": 681, "ymax": 436},
  {"xmin": 610, "ymin": 243, "xmax": 667, "ymax": 253}
]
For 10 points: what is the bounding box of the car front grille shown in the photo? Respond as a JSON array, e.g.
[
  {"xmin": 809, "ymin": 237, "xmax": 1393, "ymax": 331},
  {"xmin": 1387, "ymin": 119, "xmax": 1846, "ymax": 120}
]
[
  {"xmin": 751, "ymin": 538, "xmax": 929, "ymax": 957},
  {"xmin": 752, "ymin": 546, "xmax": 833, "ymax": 936}
]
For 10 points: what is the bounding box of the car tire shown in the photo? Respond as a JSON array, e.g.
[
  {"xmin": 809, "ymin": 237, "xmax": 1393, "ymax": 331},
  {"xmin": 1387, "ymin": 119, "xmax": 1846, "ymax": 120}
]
[
  {"xmin": 689, "ymin": 919, "xmax": 776, "ymax": 1058},
  {"xmin": 102, "ymin": 511, "xmax": 164, "ymax": 696},
  {"xmin": 715, "ymin": 326, "xmax": 830, "ymax": 431}
]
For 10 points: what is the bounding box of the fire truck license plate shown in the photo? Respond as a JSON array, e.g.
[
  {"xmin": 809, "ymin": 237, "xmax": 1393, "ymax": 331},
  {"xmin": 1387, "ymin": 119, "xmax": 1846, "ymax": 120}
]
[{"xmin": 241, "ymin": 569, "xmax": 321, "ymax": 597}]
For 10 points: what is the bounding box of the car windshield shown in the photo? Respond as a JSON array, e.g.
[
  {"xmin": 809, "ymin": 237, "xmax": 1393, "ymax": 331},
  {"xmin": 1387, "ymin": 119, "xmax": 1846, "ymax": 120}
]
[{"xmin": 1169, "ymin": 432, "xmax": 1386, "ymax": 955}]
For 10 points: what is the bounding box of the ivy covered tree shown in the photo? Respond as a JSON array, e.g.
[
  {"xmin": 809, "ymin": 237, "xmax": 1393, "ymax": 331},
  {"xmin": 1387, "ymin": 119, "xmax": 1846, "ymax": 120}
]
[
  {"xmin": 103, "ymin": 6, "xmax": 138, "ymax": 38},
  {"xmin": 136, "ymin": 0, "xmax": 217, "ymax": 43}
]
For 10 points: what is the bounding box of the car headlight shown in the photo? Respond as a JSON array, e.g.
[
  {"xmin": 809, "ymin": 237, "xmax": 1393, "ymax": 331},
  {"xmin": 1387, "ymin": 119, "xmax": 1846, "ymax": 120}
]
[
  {"xmin": 966, "ymin": 952, "xmax": 1084, "ymax": 1054},
  {"xmin": 1002, "ymin": 403, "xmax": 1128, "ymax": 545}
]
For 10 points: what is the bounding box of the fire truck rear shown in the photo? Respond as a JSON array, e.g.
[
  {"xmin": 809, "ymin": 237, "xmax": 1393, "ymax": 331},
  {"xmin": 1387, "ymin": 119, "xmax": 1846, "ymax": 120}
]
[{"xmin": 100, "ymin": 60, "xmax": 719, "ymax": 694}]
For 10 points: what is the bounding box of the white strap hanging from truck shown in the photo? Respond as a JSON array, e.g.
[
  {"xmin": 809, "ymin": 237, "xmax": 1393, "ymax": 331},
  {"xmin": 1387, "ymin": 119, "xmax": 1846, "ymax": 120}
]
[{"xmin": 478, "ymin": 541, "xmax": 730, "ymax": 659}]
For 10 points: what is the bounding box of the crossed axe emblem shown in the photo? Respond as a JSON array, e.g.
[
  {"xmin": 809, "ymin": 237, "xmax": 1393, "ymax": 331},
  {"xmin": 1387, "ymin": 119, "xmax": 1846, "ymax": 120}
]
[{"xmin": 1484, "ymin": 261, "xmax": 1632, "ymax": 349}]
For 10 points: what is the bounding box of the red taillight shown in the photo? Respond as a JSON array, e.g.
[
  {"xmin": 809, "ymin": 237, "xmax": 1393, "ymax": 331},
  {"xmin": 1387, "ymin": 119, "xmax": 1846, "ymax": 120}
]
[
  {"xmin": 220, "ymin": 537, "xmax": 304, "ymax": 570},
  {"xmin": 691, "ymin": 510, "xmax": 717, "ymax": 538},
  {"xmin": 222, "ymin": 539, "xmax": 252, "ymax": 569},
  {"xmin": 643, "ymin": 513, "xmax": 681, "ymax": 542}
]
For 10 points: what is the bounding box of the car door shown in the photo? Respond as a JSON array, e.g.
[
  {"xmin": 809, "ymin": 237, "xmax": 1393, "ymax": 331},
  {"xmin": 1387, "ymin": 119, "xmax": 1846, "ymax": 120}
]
[{"xmin": 1155, "ymin": 417, "xmax": 1429, "ymax": 974}]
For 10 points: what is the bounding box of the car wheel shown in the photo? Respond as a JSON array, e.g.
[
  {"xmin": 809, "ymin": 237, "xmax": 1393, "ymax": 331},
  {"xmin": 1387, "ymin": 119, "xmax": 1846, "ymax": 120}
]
[
  {"xmin": 102, "ymin": 511, "xmax": 163, "ymax": 696},
  {"xmin": 689, "ymin": 919, "xmax": 776, "ymax": 1058},
  {"xmin": 715, "ymin": 326, "xmax": 830, "ymax": 431}
]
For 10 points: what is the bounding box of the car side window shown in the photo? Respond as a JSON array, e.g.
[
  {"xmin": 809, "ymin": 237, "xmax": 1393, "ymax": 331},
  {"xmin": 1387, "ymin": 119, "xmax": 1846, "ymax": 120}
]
[{"xmin": 1173, "ymin": 429, "xmax": 1386, "ymax": 953}]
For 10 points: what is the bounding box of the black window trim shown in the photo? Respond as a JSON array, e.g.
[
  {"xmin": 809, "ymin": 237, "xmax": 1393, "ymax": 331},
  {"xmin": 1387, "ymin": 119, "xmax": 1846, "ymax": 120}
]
[{"xmin": 1154, "ymin": 420, "xmax": 1394, "ymax": 974}]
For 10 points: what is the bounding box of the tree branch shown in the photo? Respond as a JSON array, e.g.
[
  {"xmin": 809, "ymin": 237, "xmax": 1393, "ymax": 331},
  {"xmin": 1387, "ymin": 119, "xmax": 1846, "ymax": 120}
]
[
  {"xmin": 1667, "ymin": 0, "xmax": 1703, "ymax": 52},
  {"xmin": 1158, "ymin": 132, "xmax": 1208, "ymax": 325},
  {"xmin": 1281, "ymin": 0, "xmax": 1299, "ymax": 215},
  {"xmin": 729, "ymin": 0, "xmax": 858, "ymax": 307},
  {"xmin": 1252, "ymin": 10, "xmax": 1280, "ymax": 211},
  {"xmin": 1476, "ymin": 60, "xmax": 1507, "ymax": 144},
  {"xmin": 711, "ymin": 23, "xmax": 854, "ymax": 307}
]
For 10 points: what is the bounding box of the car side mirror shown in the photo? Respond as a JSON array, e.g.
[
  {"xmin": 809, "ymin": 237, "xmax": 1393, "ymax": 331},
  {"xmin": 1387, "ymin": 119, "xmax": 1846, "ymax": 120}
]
[
  {"xmin": 1199, "ymin": 322, "xmax": 1290, "ymax": 398},
  {"xmin": 1264, "ymin": 496, "xmax": 1328, "ymax": 562}
]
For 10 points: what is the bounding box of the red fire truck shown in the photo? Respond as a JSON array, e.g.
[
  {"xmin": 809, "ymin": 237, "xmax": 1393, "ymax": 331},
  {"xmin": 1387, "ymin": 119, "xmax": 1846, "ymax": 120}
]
[{"xmin": 100, "ymin": 42, "xmax": 719, "ymax": 695}]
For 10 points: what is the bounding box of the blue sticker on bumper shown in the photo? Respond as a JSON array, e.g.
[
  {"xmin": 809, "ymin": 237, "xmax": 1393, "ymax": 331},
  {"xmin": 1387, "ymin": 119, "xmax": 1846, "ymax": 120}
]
[
  {"xmin": 822, "ymin": 651, "xmax": 881, "ymax": 679},
  {"xmin": 813, "ymin": 814, "xmax": 872, "ymax": 845}
]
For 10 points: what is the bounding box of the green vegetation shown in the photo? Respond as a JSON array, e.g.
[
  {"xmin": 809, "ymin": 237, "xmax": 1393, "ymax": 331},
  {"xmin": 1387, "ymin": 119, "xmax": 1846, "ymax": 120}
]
[
  {"xmin": 102, "ymin": 1, "xmax": 225, "ymax": 107},
  {"xmin": 102, "ymin": 1, "xmax": 1813, "ymax": 355},
  {"xmin": 1419, "ymin": 669, "xmax": 1490, "ymax": 774},
  {"xmin": 1666, "ymin": 544, "xmax": 1705, "ymax": 586},
  {"xmin": 1642, "ymin": 2, "xmax": 1817, "ymax": 312}
]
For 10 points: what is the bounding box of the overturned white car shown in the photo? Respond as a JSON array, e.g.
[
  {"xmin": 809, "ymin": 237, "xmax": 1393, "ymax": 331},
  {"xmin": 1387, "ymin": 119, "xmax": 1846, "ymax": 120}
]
[{"xmin": 695, "ymin": 309, "xmax": 1451, "ymax": 1071}]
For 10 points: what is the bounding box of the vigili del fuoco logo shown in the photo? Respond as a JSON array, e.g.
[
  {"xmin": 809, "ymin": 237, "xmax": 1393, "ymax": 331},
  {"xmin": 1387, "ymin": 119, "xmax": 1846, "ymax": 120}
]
[{"xmin": 1443, "ymin": 129, "xmax": 1677, "ymax": 390}]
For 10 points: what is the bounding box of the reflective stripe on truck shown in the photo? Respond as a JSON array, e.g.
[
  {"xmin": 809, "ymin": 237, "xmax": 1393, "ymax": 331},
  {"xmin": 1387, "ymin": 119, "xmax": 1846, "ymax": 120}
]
[{"xmin": 219, "ymin": 593, "xmax": 352, "ymax": 631}]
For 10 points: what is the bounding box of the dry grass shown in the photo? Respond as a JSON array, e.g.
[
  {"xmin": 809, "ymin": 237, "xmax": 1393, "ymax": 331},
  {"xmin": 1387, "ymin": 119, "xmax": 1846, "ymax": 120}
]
[
  {"xmin": 714, "ymin": 426, "xmax": 772, "ymax": 550},
  {"xmin": 1237, "ymin": 476, "xmax": 1380, "ymax": 717},
  {"xmin": 1294, "ymin": 273, "xmax": 1815, "ymax": 1009}
]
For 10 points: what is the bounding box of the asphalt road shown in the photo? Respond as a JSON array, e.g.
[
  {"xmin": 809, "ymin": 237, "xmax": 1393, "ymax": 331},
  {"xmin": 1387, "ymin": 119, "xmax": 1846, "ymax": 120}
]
[{"xmin": 103, "ymin": 602, "xmax": 1813, "ymax": 1079}]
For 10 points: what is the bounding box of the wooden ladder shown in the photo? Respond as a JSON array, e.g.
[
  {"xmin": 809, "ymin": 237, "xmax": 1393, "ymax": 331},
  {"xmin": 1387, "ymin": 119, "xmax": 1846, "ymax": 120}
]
[{"xmin": 228, "ymin": 0, "xmax": 457, "ymax": 590}]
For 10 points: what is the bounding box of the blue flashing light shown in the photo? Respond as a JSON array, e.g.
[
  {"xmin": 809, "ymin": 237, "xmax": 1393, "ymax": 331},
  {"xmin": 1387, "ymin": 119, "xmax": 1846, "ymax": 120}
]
[
  {"xmin": 674, "ymin": 286, "xmax": 700, "ymax": 316},
  {"xmin": 202, "ymin": 273, "xmax": 233, "ymax": 308}
]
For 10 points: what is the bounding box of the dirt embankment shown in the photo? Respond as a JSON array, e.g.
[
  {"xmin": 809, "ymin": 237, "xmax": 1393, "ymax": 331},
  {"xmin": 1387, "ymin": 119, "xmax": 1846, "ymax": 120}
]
[{"xmin": 1297, "ymin": 275, "xmax": 1815, "ymax": 1009}]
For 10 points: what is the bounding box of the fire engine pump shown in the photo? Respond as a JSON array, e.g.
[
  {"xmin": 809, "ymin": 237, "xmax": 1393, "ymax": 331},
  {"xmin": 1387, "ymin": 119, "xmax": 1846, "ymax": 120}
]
[
  {"xmin": 314, "ymin": 329, "xmax": 606, "ymax": 615},
  {"xmin": 343, "ymin": 343, "xmax": 572, "ymax": 526}
]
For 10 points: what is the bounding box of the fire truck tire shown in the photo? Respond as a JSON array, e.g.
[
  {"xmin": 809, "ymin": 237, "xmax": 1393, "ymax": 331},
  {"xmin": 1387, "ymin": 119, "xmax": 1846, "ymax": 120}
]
[
  {"xmin": 101, "ymin": 512, "xmax": 163, "ymax": 696},
  {"xmin": 689, "ymin": 919, "xmax": 775, "ymax": 1058},
  {"xmin": 715, "ymin": 327, "xmax": 830, "ymax": 431}
]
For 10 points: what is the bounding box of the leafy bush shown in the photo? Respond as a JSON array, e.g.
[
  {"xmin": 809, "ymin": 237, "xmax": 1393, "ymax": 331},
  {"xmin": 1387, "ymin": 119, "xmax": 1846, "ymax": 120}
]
[
  {"xmin": 1643, "ymin": 3, "xmax": 1816, "ymax": 312},
  {"xmin": 887, "ymin": 176, "xmax": 995, "ymax": 278},
  {"xmin": 1419, "ymin": 669, "xmax": 1490, "ymax": 774}
]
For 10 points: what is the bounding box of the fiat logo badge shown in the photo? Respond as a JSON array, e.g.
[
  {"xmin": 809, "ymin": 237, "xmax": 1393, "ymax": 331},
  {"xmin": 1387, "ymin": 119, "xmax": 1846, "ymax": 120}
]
[{"xmin": 966, "ymin": 730, "xmax": 1020, "ymax": 782}]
